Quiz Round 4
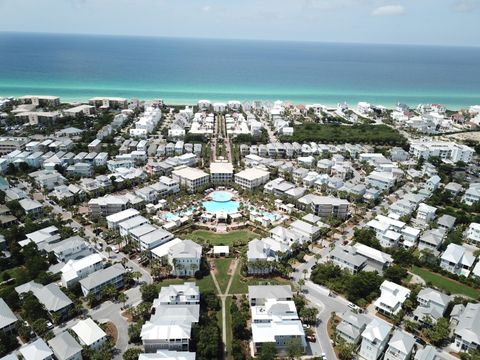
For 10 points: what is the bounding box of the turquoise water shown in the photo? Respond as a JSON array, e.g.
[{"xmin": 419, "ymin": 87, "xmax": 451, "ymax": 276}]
[
  {"xmin": 203, "ymin": 200, "xmax": 240, "ymax": 214},
  {"xmin": 1, "ymin": 33, "xmax": 480, "ymax": 108},
  {"xmin": 210, "ymin": 191, "xmax": 234, "ymax": 202},
  {"xmin": 250, "ymin": 207, "xmax": 280, "ymax": 221},
  {"xmin": 163, "ymin": 206, "xmax": 197, "ymax": 221}
]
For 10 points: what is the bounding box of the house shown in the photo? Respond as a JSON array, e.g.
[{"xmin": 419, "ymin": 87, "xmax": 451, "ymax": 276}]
[
  {"xmin": 336, "ymin": 311, "xmax": 370, "ymax": 344},
  {"xmin": 425, "ymin": 175, "xmax": 441, "ymax": 192},
  {"xmin": 19, "ymin": 338, "xmax": 54, "ymax": 360},
  {"xmin": 451, "ymin": 302, "xmax": 480, "ymax": 353},
  {"xmin": 24, "ymin": 225, "xmax": 60, "ymax": 246},
  {"xmin": 88, "ymin": 195, "xmax": 131, "ymax": 217},
  {"xmin": 417, "ymin": 203, "xmax": 437, "ymax": 223},
  {"xmin": 417, "ymin": 229, "xmax": 446, "ymax": 252},
  {"xmin": 440, "ymin": 244, "xmax": 475, "ymax": 277},
  {"xmin": 445, "ymin": 182, "xmax": 463, "ymax": 196},
  {"xmin": 353, "ymin": 243, "xmax": 393, "ymax": 274},
  {"xmin": 249, "ymin": 285, "xmax": 306, "ymax": 355},
  {"xmin": 46, "ymin": 236, "xmax": 93, "ymax": 263},
  {"xmin": 168, "ymin": 240, "xmax": 202, "ymax": 277},
  {"xmin": 15, "ymin": 282, "xmax": 73, "ymax": 319},
  {"xmin": 171, "ymin": 166, "xmax": 210, "ymax": 193},
  {"xmin": 48, "ymin": 331, "xmax": 83, "ymax": 360},
  {"xmin": 61, "ymin": 253, "xmax": 104, "ymax": 288},
  {"xmin": 234, "ymin": 168, "xmax": 270, "ymax": 189},
  {"xmin": 374, "ymin": 280, "xmax": 411, "ymax": 316},
  {"xmin": 18, "ymin": 198, "xmax": 43, "ymax": 218},
  {"xmin": 138, "ymin": 229, "xmax": 174, "ymax": 251},
  {"xmin": 463, "ymin": 183, "xmax": 480, "ymax": 206},
  {"xmin": 384, "ymin": 330, "xmax": 416, "ymax": 360},
  {"xmin": 437, "ymin": 214, "xmax": 456, "ymax": 232},
  {"xmin": 359, "ymin": 318, "xmax": 393, "ymax": 360},
  {"xmin": 413, "ymin": 287, "xmax": 450, "ymax": 324},
  {"xmin": 465, "ymin": 223, "xmax": 480, "ymax": 245},
  {"xmin": 138, "ymin": 351, "xmax": 195, "ymax": 360},
  {"xmin": 288, "ymin": 219, "xmax": 321, "ymax": 241},
  {"xmin": 247, "ymin": 239, "xmax": 277, "ymax": 275},
  {"xmin": 328, "ymin": 246, "xmax": 367, "ymax": 274},
  {"xmin": 414, "ymin": 345, "xmax": 442, "ymax": 360},
  {"xmin": 71, "ymin": 318, "xmax": 107, "ymax": 350},
  {"xmin": 141, "ymin": 283, "xmax": 200, "ymax": 353},
  {"xmin": 0, "ymin": 298, "xmax": 17, "ymax": 334},
  {"xmin": 366, "ymin": 170, "xmax": 397, "ymax": 190},
  {"xmin": 118, "ymin": 215, "xmax": 149, "ymax": 237},
  {"xmin": 79, "ymin": 263, "xmax": 126, "ymax": 297}
]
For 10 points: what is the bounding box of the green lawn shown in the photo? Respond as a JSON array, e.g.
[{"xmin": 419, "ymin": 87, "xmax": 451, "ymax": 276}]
[
  {"xmin": 225, "ymin": 297, "xmax": 233, "ymax": 360},
  {"xmin": 183, "ymin": 230, "xmax": 259, "ymax": 246},
  {"xmin": 228, "ymin": 259, "xmax": 292, "ymax": 294},
  {"xmin": 411, "ymin": 266, "xmax": 480, "ymax": 299},
  {"xmin": 214, "ymin": 258, "xmax": 233, "ymax": 293},
  {"xmin": 155, "ymin": 274, "xmax": 217, "ymax": 294},
  {"xmin": 0, "ymin": 266, "xmax": 29, "ymax": 291}
]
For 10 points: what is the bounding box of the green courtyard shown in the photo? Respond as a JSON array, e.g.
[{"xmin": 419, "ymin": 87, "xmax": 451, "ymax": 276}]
[{"xmin": 182, "ymin": 229, "xmax": 260, "ymax": 246}]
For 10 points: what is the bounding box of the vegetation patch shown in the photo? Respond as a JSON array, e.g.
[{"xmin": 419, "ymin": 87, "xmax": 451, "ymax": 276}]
[
  {"xmin": 282, "ymin": 123, "xmax": 407, "ymax": 146},
  {"xmin": 183, "ymin": 230, "xmax": 259, "ymax": 246},
  {"xmin": 410, "ymin": 266, "xmax": 479, "ymax": 299}
]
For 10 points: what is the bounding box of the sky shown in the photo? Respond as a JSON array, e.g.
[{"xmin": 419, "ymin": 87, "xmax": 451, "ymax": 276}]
[{"xmin": 0, "ymin": 0, "xmax": 479, "ymax": 46}]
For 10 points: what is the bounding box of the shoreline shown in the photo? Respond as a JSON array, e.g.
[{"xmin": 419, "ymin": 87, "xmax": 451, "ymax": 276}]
[{"xmin": 0, "ymin": 91, "xmax": 477, "ymax": 111}]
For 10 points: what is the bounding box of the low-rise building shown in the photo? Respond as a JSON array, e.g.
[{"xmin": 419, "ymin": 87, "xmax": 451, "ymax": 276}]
[
  {"xmin": 172, "ymin": 166, "xmax": 210, "ymax": 193},
  {"xmin": 413, "ymin": 287, "xmax": 450, "ymax": 324},
  {"xmin": 451, "ymin": 302, "xmax": 480, "ymax": 353},
  {"xmin": 71, "ymin": 318, "xmax": 107, "ymax": 350},
  {"xmin": 440, "ymin": 243, "xmax": 475, "ymax": 277},
  {"xmin": 359, "ymin": 318, "xmax": 393, "ymax": 360},
  {"xmin": 210, "ymin": 162, "xmax": 234, "ymax": 184},
  {"xmin": 0, "ymin": 298, "xmax": 17, "ymax": 334},
  {"xmin": 168, "ymin": 240, "xmax": 202, "ymax": 277},
  {"xmin": 384, "ymin": 329, "xmax": 415, "ymax": 360},
  {"xmin": 47, "ymin": 331, "xmax": 83, "ymax": 360},
  {"xmin": 79, "ymin": 264, "xmax": 126, "ymax": 297},
  {"xmin": 374, "ymin": 280, "xmax": 411, "ymax": 316},
  {"xmin": 234, "ymin": 168, "xmax": 270, "ymax": 189},
  {"xmin": 336, "ymin": 311, "xmax": 370, "ymax": 344}
]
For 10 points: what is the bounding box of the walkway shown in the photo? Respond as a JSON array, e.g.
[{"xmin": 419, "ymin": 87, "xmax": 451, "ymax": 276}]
[{"xmin": 210, "ymin": 258, "xmax": 239, "ymax": 360}]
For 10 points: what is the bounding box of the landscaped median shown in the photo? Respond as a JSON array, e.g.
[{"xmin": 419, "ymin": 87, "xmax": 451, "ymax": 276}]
[{"xmin": 410, "ymin": 266, "xmax": 480, "ymax": 299}]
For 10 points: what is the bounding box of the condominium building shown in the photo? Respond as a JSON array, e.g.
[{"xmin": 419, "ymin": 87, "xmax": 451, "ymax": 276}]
[
  {"xmin": 210, "ymin": 161, "xmax": 234, "ymax": 184},
  {"xmin": 172, "ymin": 166, "xmax": 210, "ymax": 193},
  {"xmin": 234, "ymin": 167, "xmax": 270, "ymax": 189}
]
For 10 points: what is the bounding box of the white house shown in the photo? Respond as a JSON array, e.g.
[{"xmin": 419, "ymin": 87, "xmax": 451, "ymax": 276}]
[
  {"xmin": 384, "ymin": 330, "xmax": 415, "ymax": 360},
  {"xmin": 465, "ymin": 223, "xmax": 480, "ymax": 245},
  {"xmin": 440, "ymin": 243, "xmax": 475, "ymax": 277},
  {"xmin": 413, "ymin": 287, "xmax": 450, "ymax": 324},
  {"xmin": 451, "ymin": 302, "xmax": 480, "ymax": 353},
  {"xmin": 71, "ymin": 318, "xmax": 107, "ymax": 350},
  {"xmin": 359, "ymin": 318, "xmax": 393, "ymax": 360},
  {"xmin": 374, "ymin": 280, "xmax": 411, "ymax": 316},
  {"xmin": 168, "ymin": 240, "xmax": 202, "ymax": 277}
]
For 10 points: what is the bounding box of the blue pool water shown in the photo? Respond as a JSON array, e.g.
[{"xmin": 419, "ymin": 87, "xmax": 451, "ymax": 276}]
[
  {"xmin": 250, "ymin": 207, "xmax": 280, "ymax": 221},
  {"xmin": 163, "ymin": 212, "xmax": 180, "ymax": 221},
  {"xmin": 203, "ymin": 200, "xmax": 240, "ymax": 214},
  {"xmin": 210, "ymin": 191, "xmax": 233, "ymax": 202},
  {"xmin": 163, "ymin": 206, "xmax": 197, "ymax": 221}
]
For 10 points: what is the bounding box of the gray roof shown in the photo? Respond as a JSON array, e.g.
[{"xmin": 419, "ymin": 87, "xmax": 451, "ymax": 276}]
[
  {"xmin": 437, "ymin": 214, "xmax": 456, "ymax": 229},
  {"xmin": 388, "ymin": 330, "xmax": 416, "ymax": 356},
  {"xmin": 248, "ymin": 285, "xmax": 292, "ymax": 301},
  {"xmin": 48, "ymin": 331, "xmax": 83, "ymax": 360},
  {"xmin": 151, "ymin": 304, "xmax": 200, "ymax": 324},
  {"xmin": 454, "ymin": 302, "xmax": 480, "ymax": 346},
  {"xmin": 80, "ymin": 263, "xmax": 125, "ymax": 290},
  {"xmin": 330, "ymin": 246, "xmax": 367, "ymax": 267},
  {"xmin": 0, "ymin": 298, "xmax": 17, "ymax": 329},
  {"xmin": 417, "ymin": 287, "xmax": 450, "ymax": 307},
  {"xmin": 34, "ymin": 283, "xmax": 73, "ymax": 312},
  {"xmin": 169, "ymin": 240, "xmax": 202, "ymax": 259},
  {"xmin": 414, "ymin": 345, "xmax": 443, "ymax": 360}
]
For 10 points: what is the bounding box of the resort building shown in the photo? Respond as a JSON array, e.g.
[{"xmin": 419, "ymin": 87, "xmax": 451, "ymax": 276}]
[
  {"xmin": 172, "ymin": 166, "xmax": 210, "ymax": 193},
  {"xmin": 106, "ymin": 208, "xmax": 140, "ymax": 230},
  {"xmin": 409, "ymin": 140, "xmax": 474, "ymax": 163},
  {"xmin": 210, "ymin": 161, "xmax": 234, "ymax": 184},
  {"xmin": 234, "ymin": 167, "xmax": 270, "ymax": 189},
  {"xmin": 88, "ymin": 97, "xmax": 128, "ymax": 109},
  {"xmin": 298, "ymin": 194, "xmax": 349, "ymax": 219}
]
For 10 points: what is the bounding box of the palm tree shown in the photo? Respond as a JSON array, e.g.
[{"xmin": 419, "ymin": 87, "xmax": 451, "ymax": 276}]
[
  {"xmin": 118, "ymin": 293, "xmax": 128, "ymax": 308},
  {"xmin": 105, "ymin": 246, "xmax": 112, "ymax": 257}
]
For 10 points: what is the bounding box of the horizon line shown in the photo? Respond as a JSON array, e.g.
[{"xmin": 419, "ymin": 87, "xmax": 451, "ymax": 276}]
[{"xmin": 1, "ymin": 30, "xmax": 479, "ymax": 49}]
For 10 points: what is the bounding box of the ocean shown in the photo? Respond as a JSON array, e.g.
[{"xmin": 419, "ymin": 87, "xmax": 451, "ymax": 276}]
[{"xmin": 0, "ymin": 32, "xmax": 479, "ymax": 109}]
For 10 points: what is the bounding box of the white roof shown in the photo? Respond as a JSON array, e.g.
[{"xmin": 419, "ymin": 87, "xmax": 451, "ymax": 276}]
[
  {"xmin": 235, "ymin": 167, "xmax": 269, "ymax": 181},
  {"xmin": 19, "ymin": 338, "xmax": 53, "ymax": 360},
  {"xmin": 172, "ymin": 166, "xmax": 208, "ymax": 181},
  {"xmin": 71, "ymin": 318, "xmax": 106, "ymax": 346},
  {"xmin": 210, "ymin": 162, "xmax": 233, "ymax": 174},
  {"xmin": 252, "ymin": 320, "xmax": 305, "ymax": 343},
  {"xmin": 151, "ymin": 238, "xmax": 182, "ymax": 258},
  {"xmin": 106, "ymin": 208, "xmax": 140, "ymax": 223},
  {"xmin": 213, "ymin": 245, "xmax": 229, "ymax": 254},
  {"xmin": 138, "ymin": 351, "xmax": 196, "ymax": 360},
  {"xmin": 362, "ymin": 318, "xmax": 392, "ymax": 343}
]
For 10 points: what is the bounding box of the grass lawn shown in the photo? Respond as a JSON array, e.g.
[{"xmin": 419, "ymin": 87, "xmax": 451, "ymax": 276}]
[
  {"xmin": 411, "ymin": 266, "xmax": 480, "ymax": 299},
  {"xmin": 0, "ymin": 266, "xmax": 29, "ymax": 291},
  {"xmin": 184, "ymin": 230, "xmax": 259, "ymax": 246},
  {"xmin": 228, "ymin": 259, "xmax": 292, "ymax": 294},
  {"xmin": 156, "ymin": 274, "xmax": 217, "ymax": 294},
  {"xmin": 225, "ymin": 297, "xmax": 233, "ymax": 360},
  {"xmin": 214, "ymin": 258, "xmax": 233, "ymax": 293}
]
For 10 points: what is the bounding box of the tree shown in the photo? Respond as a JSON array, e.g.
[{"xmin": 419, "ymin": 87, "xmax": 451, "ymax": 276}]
[
  {"xmin": 337, "ymin": 340, "xmax": 355, "ymax": 360},
  {"xmin": 353, "ymin": 228, "xmax": 381, "ymax": 249},
  {"xmin": 286, "ymin": 337, "xmax": 304, "ymax": 359},
  {"xmin": 140, "ymin": 284, "xmax": 159, "ymax": 303},
  {"xmin": 0, "ymin": 332, "xmax": 18, "ymax": 357},
  {"xmin": 118, "ymin": 292, "xmax": 128, "ymax": 308},
  {"xmin": 16, "ymin": 320, "xmax": 31, "ymax": 341},
  {"xmin": 123, "ymin": 347, "xmax": 143, "ymax": 360},
  {"xmin": 128, "ymin": 323, "xmax": 143, "ymax": 344},
  {"xmin": 384, "ymin": 265, "xmax": 408, "ymax": 285},
  {"xmin": 257, "ymin": 342, "xmax": 277, "ymax": 360},
  {"xmin": 424, "ymin": 317, "xmax": 450, "ymax": 346},
  {"xmin": 32, "ymin": 318, "xmax": 48, "ymax": 336},
  {"xmin": 299, "ymin": 307, "xmax": 318, "ymax": 325}
]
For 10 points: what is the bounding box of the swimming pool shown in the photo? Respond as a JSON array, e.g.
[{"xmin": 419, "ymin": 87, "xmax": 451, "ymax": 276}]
[
  {"xmin": 203, "ymin": 200, "xmax": 240, "ymax": 214},
  {"xmin": 162, "ymin": 206, "xmax": 198, "ymax": 221},
  {"xmin": 163, "ymin": 212, "xmax": 180, "ymax": 222},
  {"xmin": 210, "ymin": 191, "xmax": 234, "ymax": 202},
  {"xmin": 250, "ymin": 207, "xmax": 281, "ymax": 221}
]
